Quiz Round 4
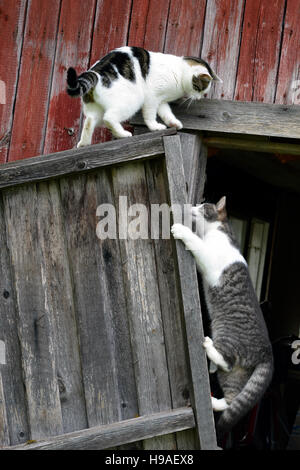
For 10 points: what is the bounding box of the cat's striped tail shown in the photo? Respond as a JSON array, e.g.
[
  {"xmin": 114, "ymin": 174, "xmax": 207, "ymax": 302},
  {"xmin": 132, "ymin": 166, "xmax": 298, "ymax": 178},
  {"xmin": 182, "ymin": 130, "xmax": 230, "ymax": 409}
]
[
  {"xmin": 217, "ymin": 359, "xmax": 273, "ymax": 436},
  {"xmin": 66, "ymin": 68, "xmax": 98, "ymax": 97}
]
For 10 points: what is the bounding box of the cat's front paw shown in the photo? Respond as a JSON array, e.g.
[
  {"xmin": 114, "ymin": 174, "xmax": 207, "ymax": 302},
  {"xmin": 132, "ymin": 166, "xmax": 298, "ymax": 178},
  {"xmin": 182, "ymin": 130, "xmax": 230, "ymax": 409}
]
[
  {"xmin": 146, "ymin": 121, "xmax": 167, "ymax": 132},
  {"xmin": 171, "ymin": 223, "xmax": 191, "ymax": 240},
  {"xmin": 167, "ymin": 119, "xmax": 183, "ymax": 130}
]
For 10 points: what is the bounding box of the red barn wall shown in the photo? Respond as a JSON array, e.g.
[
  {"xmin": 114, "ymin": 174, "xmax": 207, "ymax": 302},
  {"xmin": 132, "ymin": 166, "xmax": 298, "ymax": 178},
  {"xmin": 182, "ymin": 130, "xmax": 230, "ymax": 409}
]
[{"xmin": 0, "ymin": 0, "xmax": 299, "ymax": 163}]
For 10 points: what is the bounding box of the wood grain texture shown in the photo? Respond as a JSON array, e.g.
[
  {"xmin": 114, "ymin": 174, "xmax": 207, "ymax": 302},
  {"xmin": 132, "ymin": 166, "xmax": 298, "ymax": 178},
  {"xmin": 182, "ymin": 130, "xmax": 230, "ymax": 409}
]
[
  {"xmin": 43, "ymin": 0, "xmax": 97, "ymax": 154},
  {"xmin": 201, "ymin": 0, "xmax": 245, "ymax": 100},
  {"xmin": 275, "ymin": 0, "xmax": 300, "ymax": 105},
  {"xmin": 59, "ymin": 171, "xmax": 138, "ymax": 428},
  {"xmin": 6, "ymin": 407, "xmax": 195, "ymax": 450},
  {"xmin": 0, "ymin": 0, "xmax": 27, "ymax": 163},
  {"xmin": 145, "ymin": 158, "xmax": 198, "ymax": 449},
  {"xmin": 234, "ymin": 0, "xmax": 285, "ymax": 103},
  {"xmin": 7, "ymin": 0, "xmax": 61, "ymax": 161},
  {"xmin": 3, "ymin": 185, "xmax": 64, "ymax": 439},
  {"xmin": 128, "ymin": 0, "xmax": 170, "ymax": 51},
  {"xmin": 132, "ymin": 100, "xmax": 300, "ymax": 138},
  {"xmin": 164, "ymin": 0, "xmax": 206, "ymax": 56},
  {"xmin": 0, "ymin": 129, "xmax": 175, "ymax": 190},
  {"xmin": 112, "ymin": 161, "xmax": 175, "ymax": 450},
  {"xmin": 0, "ymin": 194, "xmax": 30, "ymax": 445},
  {"xmin": 163, "ymin": 135, "xmax": 217, "ymax": 450},
  {"xmin": 35, "ymin": 181, "xmax": 87, "ymax": 433}
]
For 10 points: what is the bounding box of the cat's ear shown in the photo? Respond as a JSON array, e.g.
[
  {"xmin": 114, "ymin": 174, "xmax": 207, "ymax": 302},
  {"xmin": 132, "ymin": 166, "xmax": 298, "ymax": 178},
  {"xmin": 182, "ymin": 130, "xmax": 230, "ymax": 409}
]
[
  {"xmin": 211, "ymin": 71, "xmax": 222, "ymax": 83},
  {"xmin": 216, "ymin": 196, "xmax": 227, "ymax": 220}
]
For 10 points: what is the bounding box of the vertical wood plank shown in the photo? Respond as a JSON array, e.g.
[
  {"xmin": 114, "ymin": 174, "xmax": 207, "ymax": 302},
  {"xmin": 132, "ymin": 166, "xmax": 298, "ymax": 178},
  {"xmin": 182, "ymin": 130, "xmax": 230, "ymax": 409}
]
[
  {"xmin": 234, "ymin": 0, "xmax": 285, "ymax": 103},
  {"xmin": 163, "ymin": 135, "xmax": 217, "ymax": 450},
  {"xmin": 0, "ymin": 372, "xmax": 10, "ymax": 446},
  {"xmin": 89, "ymin": 0, "xmax": 133, "ymax": 144},
  {"xmin": 145, "ymin": 158, "xmax": 198, "ymax": 449},
  {"xmin": 201, "ymin": 0, "xmax": 245, "ymax": 100},
  {"xmin": 112, "ymin": 161, "xmax": 176, "ymax": 450},
  {"xmin": 178, "ymin": 132, "xmax": 207, "ymax": 205},
  {"xmin": 7, "ymin": 0, "xmax": 61, "ymax": 161},
  {"xmin": 164, "ymin": 0, "xmax": 206, "ymax": 56},
  {"xmin": 43, "ymin": 0, "xmax": 97, "ymax": 155},
  {"xmin": 0, "ymin": 194, "xmax": 30, "ymax": 445},
  {"xmin": 128, "ymin": 0, "xmax": 170, "ymax": 51},
  {"xmin": 0, "ymin": 0, "xmax": 27, "ymax": 163},
  {"xmin": 275, "ymin": 0, "xmax": 300, "ymax": 105},
  {"xmin": 3, "ymin": 185, "xmax": 64, "ymax": 439},
  {"xmin": 36, "ymin": 181, "xmax": 88, "ymax": 433},
  {"xmin": 59, "ymin": 171, "xmax": 138, "ymax": 428}
]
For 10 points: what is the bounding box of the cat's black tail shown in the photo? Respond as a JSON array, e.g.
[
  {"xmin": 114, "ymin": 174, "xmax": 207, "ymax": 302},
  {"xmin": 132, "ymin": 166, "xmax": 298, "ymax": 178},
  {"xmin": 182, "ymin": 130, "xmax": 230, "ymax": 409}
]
[
  {"xmin": 217, "ymin": 359, "xmax": 273, "ymax": 437},
  {"xmin": 66, "ymin": 68, "xmax": 98, "ymax": 97}
]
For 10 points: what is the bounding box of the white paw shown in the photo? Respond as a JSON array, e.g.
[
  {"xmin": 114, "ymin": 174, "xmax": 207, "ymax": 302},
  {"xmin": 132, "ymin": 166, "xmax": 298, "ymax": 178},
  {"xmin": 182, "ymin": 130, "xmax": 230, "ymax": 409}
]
[
  {"xmin": 77, "ymin": 140, "xmax": 87, "ymax": 148},
  {"xmin": 211, "ymin": 397, "xmax": 229, "ymax": 412},
  {"xmin": 171, "ymin": 223, "xmax": 190, "ymax": 240},
  {"xmin": 167, "ymin": 119, "xmax": 183, "ymax": 130},
  {"xmin": 203, "ymin": 336, "xmax": 213, "ymax": 349},
  {"xmin": 147, "ymin": 123, "xmax": 167, "ymax": 131},
  {"xmin": 114, "ymin": 130, "xmax": 132, "ymax": 139}
]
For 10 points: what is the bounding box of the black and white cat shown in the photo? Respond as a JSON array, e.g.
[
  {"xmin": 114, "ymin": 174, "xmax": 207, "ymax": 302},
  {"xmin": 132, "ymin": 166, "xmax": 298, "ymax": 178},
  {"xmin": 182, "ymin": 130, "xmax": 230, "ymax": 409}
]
[
  {"xmin": 171, "ymin": 197, "xmax": 273, "ymax": 436},
  {"xmin": 66, "ymin": 46, "xmax": 221, "ymax": 146}
]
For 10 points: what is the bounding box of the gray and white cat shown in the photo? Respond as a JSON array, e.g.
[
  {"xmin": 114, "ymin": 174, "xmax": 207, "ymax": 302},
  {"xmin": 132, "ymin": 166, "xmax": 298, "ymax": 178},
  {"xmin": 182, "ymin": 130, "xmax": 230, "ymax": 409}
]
[
  {"xmin": 171, "ymin": 197, "xmax": 273, "ymax": 436},
  {"xmin": 66, "ymin": 46, "xmax": 221, "ymax": 146}
]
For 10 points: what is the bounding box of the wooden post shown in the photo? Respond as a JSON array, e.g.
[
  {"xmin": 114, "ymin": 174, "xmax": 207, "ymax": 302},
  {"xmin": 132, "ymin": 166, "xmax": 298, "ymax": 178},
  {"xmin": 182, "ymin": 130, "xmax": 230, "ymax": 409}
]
[{"xmin": 163, "ymin": 134, "xmax": 218, "ymax": 450}]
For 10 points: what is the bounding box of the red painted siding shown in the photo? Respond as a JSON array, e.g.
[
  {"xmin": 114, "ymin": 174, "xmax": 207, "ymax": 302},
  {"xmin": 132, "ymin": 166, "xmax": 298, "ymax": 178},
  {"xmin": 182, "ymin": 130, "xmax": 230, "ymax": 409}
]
[{"xmin": 0, "ymin": 0, "xmax": 299, "ymax": 163}]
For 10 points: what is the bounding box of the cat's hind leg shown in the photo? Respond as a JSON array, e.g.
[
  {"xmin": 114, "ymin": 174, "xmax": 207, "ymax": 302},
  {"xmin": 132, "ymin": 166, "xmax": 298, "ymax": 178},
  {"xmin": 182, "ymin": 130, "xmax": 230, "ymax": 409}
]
[
  {"xmin": 103, "ymin": 110, "xmax": 132, "ymax": 139},
  {"xmin": 77, "ymin": 104, "xmax": 103, "ymax": 148},
  {"xmin": 211, "ymin": 397, "xmax": 229, "ymax": 412},
  {"xmin": 158, "ymin": 102, "xmax": 183, "ymax": 130}
]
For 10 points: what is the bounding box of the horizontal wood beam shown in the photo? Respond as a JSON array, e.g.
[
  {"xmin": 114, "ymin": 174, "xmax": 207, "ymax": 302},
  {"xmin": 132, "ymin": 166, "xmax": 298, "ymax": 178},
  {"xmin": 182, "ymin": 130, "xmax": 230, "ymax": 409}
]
[
  {"xmin": 131, "ymin": 99, "xmax": 300, "ymax": 139},
  {"xmin": 5, "ymin": 407, "xmax": 195, "ymax": 450},
  {"xmin": 0, "ymin": 128, "xmax": 176, "ymax": 190},
  {"xmin": 203, "ymin": 136, "xmax": 300, "ymax": 156}
]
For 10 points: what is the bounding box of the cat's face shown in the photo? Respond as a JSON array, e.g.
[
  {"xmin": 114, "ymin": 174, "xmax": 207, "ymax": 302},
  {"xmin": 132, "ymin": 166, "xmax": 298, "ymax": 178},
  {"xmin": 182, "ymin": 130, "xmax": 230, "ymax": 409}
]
[
  {"xmin": 192, "ymin": 196, "xmax": 227, "ymax": 237},
  {"xmin": 183, "ymin": 57, "xmax": 222, "ymax": 100}
]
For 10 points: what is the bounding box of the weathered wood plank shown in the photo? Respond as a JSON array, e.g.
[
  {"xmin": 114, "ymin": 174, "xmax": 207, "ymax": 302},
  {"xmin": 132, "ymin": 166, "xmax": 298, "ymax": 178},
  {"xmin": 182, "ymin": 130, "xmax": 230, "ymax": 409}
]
[
  {"xmin": 164, "ymin": 0, "xmax": 206, "ymax": 56},
  {"xmin": 0, "ymin": 194, "xmax": 30, "ymax": 445},
  {"xmin": 128, "ymin": 0, "xmax": 170, "ymax": 51},
  {"xmin": 201, "ymin": 0, "xmax": 245, "ymax": 100},
  {"xmin": 43, "ymin": 0, "xmax": 97, "ymax": 154},
  {"xmin": 145, "ymin": 158, "xmax": 198, "ymax": 449},
  {"xmin": 132, "ymin": 100, "xmax": 300, "ymax": 139},
  {"xmin": 0, "ymin": 0, "xmax": 27, "ymax": 163},
  {"xmin": 203, "ymin": 136, "xmax": 300, "ymax": 155},
  {"xmin": 234, "ymin": 0, "xmax": 285, "ymax": 103},
  {"xmin": 0, "ymin": 371, "xmax": 10, "ymax": 447},
  {"xmin": 275, "ymin": 0, "xmax": 300, "ymax": 105},
  {"xmin": 59, "ymin": 170, "xmax": 138, "ymax": 428},
  {"xmin": 112, "ymin": 161, "xmax": 176, "ymax": 450},
  {"xmin": 0, "ymin": 129, "xmax": 175, "ymax": 190},
  {"xmin": 7, "ymin": 0, "xmax": 61, "ymax": 161},
  {"xmin": 3, "ymin": 185, "xmax": 64, "ymax": 439},
  {"xmin": 178, "ymin": 132, "xmax": 207, "ymax": 205},
  {"xmin": 6, "ymin": 407, "xmax": 195, "ymax": 450},
  {"xmin": 36, "ymin": 181, "xmax": 87, "ymax": 433},
  {"xmin": 163, "ymin": 135, "xmax": 217, "ymax": 450}
]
